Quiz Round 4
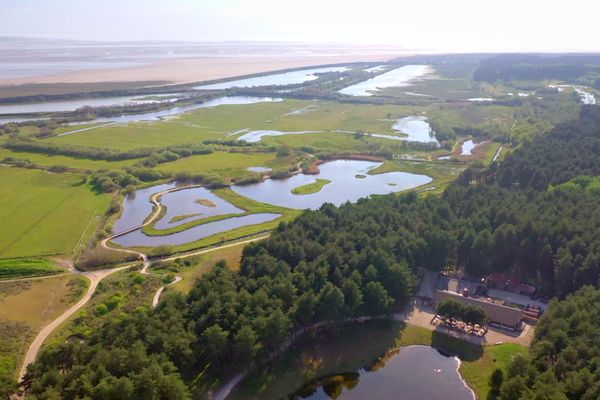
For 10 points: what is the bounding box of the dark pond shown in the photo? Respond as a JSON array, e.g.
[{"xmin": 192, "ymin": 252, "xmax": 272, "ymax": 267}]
[{"xmin": 296, "ymin": 345, "xmax": 474, "ymax": 400}]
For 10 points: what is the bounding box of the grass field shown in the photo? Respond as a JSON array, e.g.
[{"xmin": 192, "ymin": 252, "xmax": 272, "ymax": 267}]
[
  {"xmin": 44, "ymin": 100, "xmax": 428, "ymax": 152},
  {"xmin": 0, "ymin": 167, "xmax": 110, "ymax": 258},
  {"xmin": 46, "ymin": 100, "xmax": 310, "ymax": 150},
  {"xmin": 155, "ymin": 151, "xmax": 292, "ymax": 181},
  {"xmin": 229, "ymin": 321, "xmax": 525, "ymax": 400},
  {"xmin": 0, "ymin": 275, "xmax": 88, "ymax": 382},
  {"xmin": 0, "ymin": 258, "xmax": 64, "ymax": 280},
  {"xmin": 291, "ymin": 179, "xmax": 331, "ymax": 195}
]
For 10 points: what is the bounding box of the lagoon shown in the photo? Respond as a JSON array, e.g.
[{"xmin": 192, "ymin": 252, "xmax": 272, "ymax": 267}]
[{"xmin": 232, "ymin": 160, "xmax": 432, "ymax": 209}]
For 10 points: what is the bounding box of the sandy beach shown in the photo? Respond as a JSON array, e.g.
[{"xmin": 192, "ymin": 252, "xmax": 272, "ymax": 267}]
[{"xmin": 0, "ymin": 53, "xmax": 406, "ymax": 86}]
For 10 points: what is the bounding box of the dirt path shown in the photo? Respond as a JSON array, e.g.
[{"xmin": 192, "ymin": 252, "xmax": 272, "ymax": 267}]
[
  {"xmin": 152, "ymin": 275, "xmax": 183, "ymax": 308},
  {"xmin": 18, "ymin": 265, "xmax": 129, "ymax": 381},
  {"xmin": 17, "ymin": 184, "xmax": 271, "ymax": 385}
]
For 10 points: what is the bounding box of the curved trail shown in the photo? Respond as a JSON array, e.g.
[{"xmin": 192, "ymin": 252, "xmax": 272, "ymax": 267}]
[
  {"xmin": 18, "ymin": 265, "xmax": 128, "ymax": 381},
  {"xmin": 18, "ymin": 183, "xmax": 270, "ymax": 384},
  {"xmin": 152, "ymin": 276, "xmax": 183, "ymax": 307}
]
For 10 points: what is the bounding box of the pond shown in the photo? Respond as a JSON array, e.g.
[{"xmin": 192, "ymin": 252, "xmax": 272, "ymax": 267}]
[
  {"xmin": 389, "ymin": 116, "xmax": 439, "ymax": 144},
  {"xmin": 339, "ymin": 65, "xmax": 432, "ymax": 96},
  {"xmin": 111, "ymin": 213, "xmax": 280, "ymax": 247},
  {"xmin": 112, "ymin": 183, "xmax": 280, "ymax": 247},
  {"xmin": 232, "ymin": 160, "xmax": 432, "ymax": 209},
  {"xmin": 461, "ymin": 140, "xmax": 476, "ymax": 155},
  {"xmin": 296, "ymin": 346, "xmax": 474, "ymax": 400},
  {"xmin": 194, "ymin": 66, "xmax": 350, "ymax": 90},
  {"xmin": 113, "ymin": 183, "xmax": 176, "ymax": 234},
  {"xmin": 154, "ymin": 187, "xmax": 244, "ymax": 230}
]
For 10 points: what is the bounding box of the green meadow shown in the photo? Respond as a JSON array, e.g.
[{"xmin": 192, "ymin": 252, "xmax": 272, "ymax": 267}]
[
  {"xmin": 155, "ymin": 151, "xmax": 292, "ymax": 180},
  {"xmin": 0, "ymin": 167, "xmax": 109, "ymax": 258}
]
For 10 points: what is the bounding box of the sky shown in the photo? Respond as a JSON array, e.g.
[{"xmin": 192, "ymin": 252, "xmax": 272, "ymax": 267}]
[{"xmin": 1, "ymin": 0, "xmax": 600, "ymax": 52}]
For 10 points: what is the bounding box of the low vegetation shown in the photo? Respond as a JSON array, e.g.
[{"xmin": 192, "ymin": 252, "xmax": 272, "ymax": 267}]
[
  {"xmin": 290, "ymin": 178, "xmax": 331, "ymax": 195},
  {"xmin": 0, "ymin": 275, "xmax": 88, "ymax": 397}
]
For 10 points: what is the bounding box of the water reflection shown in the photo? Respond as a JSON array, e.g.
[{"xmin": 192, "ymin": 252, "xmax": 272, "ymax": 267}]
[
  {"xmin": 339, "ymin": 65, "xmax": 432, "ymax": 97},
  {"xmin": 296, "ymin": 346, "xmax": 474, "ymax": 400},
  {"xmin": 232, "ymin": 160, "xmax": 432, "ymax": 209}
]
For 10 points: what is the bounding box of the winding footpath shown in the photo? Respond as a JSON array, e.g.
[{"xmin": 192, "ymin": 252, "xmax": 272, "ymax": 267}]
[
  {"xmin": 17, "ymin": 184, "xmax": 269, "ymax": 384},
  {"xmin": 18, "ymin": 266, "xmax": 128, "ymax": 381}
]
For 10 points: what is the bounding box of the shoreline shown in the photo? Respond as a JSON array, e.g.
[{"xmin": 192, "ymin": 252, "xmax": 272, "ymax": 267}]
[{"xmin": 0, "ymin": 54, "xmax": 404, "ymax": 86}]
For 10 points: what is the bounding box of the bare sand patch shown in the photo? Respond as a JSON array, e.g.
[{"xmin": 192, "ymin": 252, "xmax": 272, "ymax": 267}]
[{"xmin": 0, "ymin": 54, "xmax": 405, "ymax": 86}]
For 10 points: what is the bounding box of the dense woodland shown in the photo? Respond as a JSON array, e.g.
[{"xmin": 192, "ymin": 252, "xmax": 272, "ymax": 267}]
[
  {"xmin": 500, "ymin": 287, "xmax": 600, "ymax": 400},
  {"xmin": 474, "ymin": 54, "xmax": 600, "ymax": 87},
  {"xmin": 15, "ymin": 106, "xmax": 600, "ymax": 399}
]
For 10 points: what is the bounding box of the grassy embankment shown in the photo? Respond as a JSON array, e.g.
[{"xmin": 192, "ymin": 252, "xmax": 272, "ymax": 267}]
[
  {"xmin": 0, "ymin": 275, "xmax": 88, "ymax": 383},
  {"xmin": 0, "ymin": 167, "xmax": 109, "ymax": 259},
  {"xmin": 291, "ymin": 179, "xmax": 331, "ymax": 195},
  {"xmin": 0, "ymin": 258, "xmax": 64, "ymax": 280},
  {"xmin": 229, "ymin": 320, "xmax": 526, "ymax": 400}
]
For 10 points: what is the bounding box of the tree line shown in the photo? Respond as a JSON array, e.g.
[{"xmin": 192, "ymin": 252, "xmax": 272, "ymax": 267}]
[{"xmin": 13, "ymin": 106, "xmax": 600, "ymax": 399}]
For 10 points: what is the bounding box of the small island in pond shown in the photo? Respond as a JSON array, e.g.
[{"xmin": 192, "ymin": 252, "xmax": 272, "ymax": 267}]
[{"xmin": 291, "ymin": 179, "xmax": 332, "ymax": 195}]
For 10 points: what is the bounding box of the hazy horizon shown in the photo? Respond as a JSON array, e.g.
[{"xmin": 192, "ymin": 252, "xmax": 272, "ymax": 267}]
[{"xmin": 2, "ymin": 0, "xmax": 600, "ymax": 52}]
